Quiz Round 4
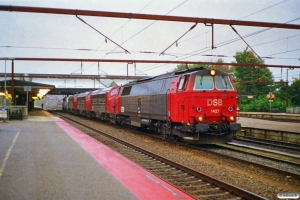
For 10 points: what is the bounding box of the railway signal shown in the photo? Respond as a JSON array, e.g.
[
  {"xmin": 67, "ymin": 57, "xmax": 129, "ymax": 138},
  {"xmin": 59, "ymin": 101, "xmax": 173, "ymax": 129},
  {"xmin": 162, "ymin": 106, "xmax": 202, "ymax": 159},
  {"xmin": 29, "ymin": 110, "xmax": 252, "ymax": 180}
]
[{"xmin": 267, "ymin": 92, "xmax": 275, "ymax": 112}]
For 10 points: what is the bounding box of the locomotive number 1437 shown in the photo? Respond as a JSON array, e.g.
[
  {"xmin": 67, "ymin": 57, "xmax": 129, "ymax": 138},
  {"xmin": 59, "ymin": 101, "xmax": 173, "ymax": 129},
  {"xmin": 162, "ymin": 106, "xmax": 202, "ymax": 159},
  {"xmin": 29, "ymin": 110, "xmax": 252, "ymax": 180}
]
[{"xmin": 207, "ymin": 99, "xmax": 222, "ymax": 106}]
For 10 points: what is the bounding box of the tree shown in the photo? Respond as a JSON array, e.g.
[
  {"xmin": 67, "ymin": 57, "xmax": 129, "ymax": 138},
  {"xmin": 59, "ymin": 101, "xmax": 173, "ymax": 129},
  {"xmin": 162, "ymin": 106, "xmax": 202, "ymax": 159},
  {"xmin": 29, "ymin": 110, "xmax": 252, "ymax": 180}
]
[
  {"xmin": 233, "ymin": 50, "xmax": 273, "ymax": 94},
  {"xmin": 289, "ymin": 77, "xmax": 300, "ymax": 106},
  {"xmin": 233, "ymin": 50, "xmax": 274, "ymax": 111},
  {"xmin": 211, "ymin": 58, "xmax": 233, "ymax": 73},
  {"xmin": 173, "ymin": 59, "xmax": 233, "ymax": 72}
]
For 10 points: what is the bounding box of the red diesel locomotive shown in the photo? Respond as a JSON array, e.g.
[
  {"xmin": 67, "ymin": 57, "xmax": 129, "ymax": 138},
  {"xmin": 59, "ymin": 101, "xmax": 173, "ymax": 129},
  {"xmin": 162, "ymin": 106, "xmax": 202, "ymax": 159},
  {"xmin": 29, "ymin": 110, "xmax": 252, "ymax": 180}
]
[{"xmin": 65, "ymin": 68, "xmax": 241, "ymax": 144}]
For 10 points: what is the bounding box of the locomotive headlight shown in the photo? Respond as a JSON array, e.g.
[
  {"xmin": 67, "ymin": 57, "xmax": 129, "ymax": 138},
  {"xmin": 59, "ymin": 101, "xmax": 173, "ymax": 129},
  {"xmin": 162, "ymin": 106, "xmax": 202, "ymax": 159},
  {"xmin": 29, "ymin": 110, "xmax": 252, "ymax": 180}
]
[
  {"xmin": 198, "ymin": 116, "xmax": 203, "ymax": 122},
  {"xmin": 210, "ymin": 69, "xmax": 216, "ymax": 76},
  {"xmin": 229, "ymin": 116, "xmax": 235, "ymax": 121}
]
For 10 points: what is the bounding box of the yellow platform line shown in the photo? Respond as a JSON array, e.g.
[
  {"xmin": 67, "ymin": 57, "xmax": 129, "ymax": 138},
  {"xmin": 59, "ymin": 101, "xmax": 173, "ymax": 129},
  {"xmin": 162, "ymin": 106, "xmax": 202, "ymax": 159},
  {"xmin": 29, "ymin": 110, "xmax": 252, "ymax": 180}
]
[{"xmin": 0, "ymin": 129, "xmax": 20, "ymax": 179}]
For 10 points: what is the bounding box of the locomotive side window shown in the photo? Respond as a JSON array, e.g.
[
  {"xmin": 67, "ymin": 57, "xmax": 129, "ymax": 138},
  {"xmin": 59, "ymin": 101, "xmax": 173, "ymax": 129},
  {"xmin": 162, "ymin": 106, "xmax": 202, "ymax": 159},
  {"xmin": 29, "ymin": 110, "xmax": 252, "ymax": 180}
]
[
  {"xmin": 215, "ymin": 75, "xmax": 233, "ymax": 90},
  {"xmin": 122, "ymin": 86, "xmax": 132, "ymax": 96},
  {"xmin": 178, "ymin": 77, "xmax": 188, "ymax": 90},
  {"xmin": 194, "ymin": 75, "xmax": 213, "ymax": 90},
  {"xmin": 110, "ymin": 88, "xmax": 118, "ymax": 97},
  {"xmin": 161, "ymin": 80, "xmax": 166, "ymax": 92}
]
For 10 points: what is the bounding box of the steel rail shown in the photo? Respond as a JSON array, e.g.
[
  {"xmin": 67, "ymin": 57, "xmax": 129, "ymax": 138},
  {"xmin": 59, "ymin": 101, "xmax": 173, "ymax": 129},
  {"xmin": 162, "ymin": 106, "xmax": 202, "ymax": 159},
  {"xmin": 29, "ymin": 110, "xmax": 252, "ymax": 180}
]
[
  {"xmin": 234, "ymin": 137, "xmax": 300, "ymax": 151},
  {"xmin": 1, "ymin": 57, "xmax": 300, "ymax": 69},
  {"xmin": 56, "ymin": 112, "xmax": 267, "ymax": 200},
  {"xmin": 0, "ymin": 5, "xmax": 300, "ymax": 30},
  {"xmin": 220, "ymin": 142, "xmax": 300, "ymax": 164}
]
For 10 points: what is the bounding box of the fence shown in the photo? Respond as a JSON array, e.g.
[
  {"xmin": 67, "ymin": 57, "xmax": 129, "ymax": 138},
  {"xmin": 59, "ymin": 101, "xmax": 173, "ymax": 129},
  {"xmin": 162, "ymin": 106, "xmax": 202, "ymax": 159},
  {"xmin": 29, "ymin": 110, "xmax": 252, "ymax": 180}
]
[
  {"xmin": 286, "ymin": 107, "xmax": 300, "ymax": 114},
  {"xmin": 0, "ymin": 106, "xmax": 27, "ymax": 120}
]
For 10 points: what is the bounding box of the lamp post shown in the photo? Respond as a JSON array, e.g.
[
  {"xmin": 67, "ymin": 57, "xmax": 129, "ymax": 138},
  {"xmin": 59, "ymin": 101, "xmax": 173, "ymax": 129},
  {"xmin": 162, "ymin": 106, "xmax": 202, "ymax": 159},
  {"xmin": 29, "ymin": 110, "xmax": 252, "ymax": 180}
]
[
  {"xmin": 4, "ymin": 59, "xmax": 7, "ymax": 121},
  {"xmin": 286, "ymin": 68, "xmax": 294, "ymax": 109},
  {"xmin": 4, "ymin": 59, "xmax": 6, "ymax": 109}
]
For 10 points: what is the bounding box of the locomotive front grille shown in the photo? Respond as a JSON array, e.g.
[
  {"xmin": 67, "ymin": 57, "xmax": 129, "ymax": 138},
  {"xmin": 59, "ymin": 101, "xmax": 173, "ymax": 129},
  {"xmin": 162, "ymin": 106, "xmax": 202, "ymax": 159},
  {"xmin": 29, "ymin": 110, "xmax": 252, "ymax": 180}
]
[
  {"xmin": 209, "ymin": 124, "xmax": 219, "ymax": 130},
  {"xmin": 208, "ymin": 122, "xmax": 230, "ymax": 135}
]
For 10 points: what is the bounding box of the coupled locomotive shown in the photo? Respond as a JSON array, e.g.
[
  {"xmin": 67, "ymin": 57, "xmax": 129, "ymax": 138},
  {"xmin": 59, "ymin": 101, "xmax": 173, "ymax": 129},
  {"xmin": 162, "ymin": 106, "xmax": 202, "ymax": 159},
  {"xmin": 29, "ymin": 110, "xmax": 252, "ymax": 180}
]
[{"xmin": 64, "ymin": 68, "xmax": 241, "ymax": 144}]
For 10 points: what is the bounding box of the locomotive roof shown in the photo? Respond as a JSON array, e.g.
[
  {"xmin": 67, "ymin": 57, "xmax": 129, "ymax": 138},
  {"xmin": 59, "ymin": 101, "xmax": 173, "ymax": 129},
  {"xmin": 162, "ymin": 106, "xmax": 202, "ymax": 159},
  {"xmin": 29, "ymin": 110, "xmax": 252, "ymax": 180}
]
[
  {"xmin": 91, "ymin": 88, "xmax": 109, "ymax": 95},
  {"xmin": 77, "ymin": 91, "xmax": 91, "ymax": 97},
  {"xmin": 123, "ymin": 67, "xmax": 229, "ymax": 86}
]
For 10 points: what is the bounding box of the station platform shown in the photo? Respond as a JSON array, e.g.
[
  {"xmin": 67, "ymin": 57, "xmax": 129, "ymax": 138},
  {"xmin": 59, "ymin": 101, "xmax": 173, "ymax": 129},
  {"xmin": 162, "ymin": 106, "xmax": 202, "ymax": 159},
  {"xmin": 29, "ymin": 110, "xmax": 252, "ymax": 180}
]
[
  {"xmin": 237, "ymin": 117, "xmax": 300, "ymax": 134},
  {"xmin": 238, "ymin": 111, "xmax": 300, "ymax": 123},
  {"xmin": 0, "ymin": 109, "xmax": 193, "ymax": 200}
]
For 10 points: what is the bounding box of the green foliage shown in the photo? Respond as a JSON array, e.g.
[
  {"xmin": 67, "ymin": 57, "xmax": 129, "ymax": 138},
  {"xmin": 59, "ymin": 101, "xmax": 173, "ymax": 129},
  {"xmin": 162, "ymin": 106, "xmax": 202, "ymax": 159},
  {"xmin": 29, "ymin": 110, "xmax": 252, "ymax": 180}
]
[
  {"xmin": 289, "ymin": 78, "xmax": 300, "ymax": 106},
  {"xmin": 233, "ymin": 50, "xmax": 273, "ymax": 96},
  {"xmin": 212, "ymin": 58, "xmax": 234, "ymax": 73},
  {"xmin": 173, "ymin": 64, "xmax": 208, "ymax": 72},
  {"xmin": 241, "ymin": 94, "xmax": 286, "ymax": 112},
  {"xmin": 173, "ymin": 59, "xmax": 233, "ymax": 73},
  {"xmin": 233, "ymin": 50, "xmax": 279, "ymax": 112}
]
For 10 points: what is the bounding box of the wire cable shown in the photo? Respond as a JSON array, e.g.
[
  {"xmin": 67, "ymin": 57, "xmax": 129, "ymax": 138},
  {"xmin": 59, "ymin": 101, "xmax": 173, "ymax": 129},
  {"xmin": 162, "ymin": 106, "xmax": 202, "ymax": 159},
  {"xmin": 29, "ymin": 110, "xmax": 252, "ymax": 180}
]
[{"xmin": 76, "ymin": 15, "xmax": 131, "ymax": 54}]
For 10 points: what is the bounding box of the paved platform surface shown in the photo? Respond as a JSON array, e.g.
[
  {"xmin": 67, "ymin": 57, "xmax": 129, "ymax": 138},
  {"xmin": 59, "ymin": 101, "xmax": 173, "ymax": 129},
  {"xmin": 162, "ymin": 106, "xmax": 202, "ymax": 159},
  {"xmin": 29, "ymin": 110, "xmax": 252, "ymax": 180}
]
[
  {"xmin": 237, "ymin": 117, "xmax": 300, "ymax": 133},
  {"xmin": 0, "ymin": 109, "xmax": 193, "ymax": 200}
]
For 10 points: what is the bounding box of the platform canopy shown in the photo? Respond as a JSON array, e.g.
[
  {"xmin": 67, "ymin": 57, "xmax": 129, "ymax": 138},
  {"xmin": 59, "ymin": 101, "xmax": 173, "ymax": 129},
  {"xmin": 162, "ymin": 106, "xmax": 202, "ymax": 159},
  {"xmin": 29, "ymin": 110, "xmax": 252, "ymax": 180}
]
[
  {"xmin": 47, "ymin": 88, "xmax": 98, "ymax": 96},
  {"xmin": 0, "ymin": 79, "xmax": 55, "ymax": 99}
]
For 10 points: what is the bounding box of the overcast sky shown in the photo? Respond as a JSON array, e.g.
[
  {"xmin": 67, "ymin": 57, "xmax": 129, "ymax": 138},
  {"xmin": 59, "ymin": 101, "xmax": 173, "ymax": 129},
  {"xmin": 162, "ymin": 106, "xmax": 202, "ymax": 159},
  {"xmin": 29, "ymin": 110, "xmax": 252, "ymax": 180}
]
[{"xmin": 0, "ymin": 0, "xmax": 299, "ymax": 87}]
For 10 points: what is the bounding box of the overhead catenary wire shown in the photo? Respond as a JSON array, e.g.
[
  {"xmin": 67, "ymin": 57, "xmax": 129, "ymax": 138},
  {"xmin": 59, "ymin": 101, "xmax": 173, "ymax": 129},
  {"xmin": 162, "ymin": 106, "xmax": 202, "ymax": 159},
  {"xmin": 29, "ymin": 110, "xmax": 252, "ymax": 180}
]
[
  {"xmin": 109, "ymin": 0, "xmax": 189, "ymax": 75},
  {"xmin": 159, "ymin": 22, "xmax": 197, "ymax": 56},
  {"xmin": 230, "ymin": 25, "xmax": 262, "ymax": 61},
  {"xmin": 75, "ymin": 15, "xmax": 131, "ymax": 54},
  {"xmin": 148, "ymin": 16, "xmax": 300, "ymax": 71},
  {"xmin": 106, "ymin": 0, "xmax": 189, "ymax": 58},
  {"xmin": 79, "ymin": 0, "xmax": 155, "ymax": 74},
  {"xmin": 1, "ymin": 1, "xmax": 298, "ymax": 78},
  {"xmin": 179, "ymin": 0, "xmax": 291, "ymax": 44}
]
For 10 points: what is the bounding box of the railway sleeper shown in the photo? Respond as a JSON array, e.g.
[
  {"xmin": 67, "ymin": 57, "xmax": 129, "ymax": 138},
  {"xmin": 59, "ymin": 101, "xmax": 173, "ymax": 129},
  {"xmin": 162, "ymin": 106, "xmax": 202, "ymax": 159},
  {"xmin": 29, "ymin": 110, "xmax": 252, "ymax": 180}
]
[
  {"xmin": 195, "ymin": 192, "xmax": 231, "ymax": 199},
  {"xmin": 177, "ymin": 179, "xmax": 203, "ymax": 184},
  {"xmin": 133, "ymin": 158, "xmax": 156, "ymax": 162},
  {"xmin": 138, "ymin": 160, "xmax": 163, "ymax": 164},
  {"xmin": 143, "ymin": 165, "xmax": 170, "ymax": 170},
  {"xmin": 194, "ymin": 187, "xmax": 220, "ymax": 193},
  {"xmin": 146, "ymin": 165, "xmax": 171, "ymax": 170},
  {"xmin": 166, "ymin": 172, "xmax": 188, "ymax": 177},
  {"xmin": 180, "ymin": 183, "xmax": 210, "ymax": 189},
  {"xmin": 183, "ymin": 176, "xmax": 195, "ymax": 180}
]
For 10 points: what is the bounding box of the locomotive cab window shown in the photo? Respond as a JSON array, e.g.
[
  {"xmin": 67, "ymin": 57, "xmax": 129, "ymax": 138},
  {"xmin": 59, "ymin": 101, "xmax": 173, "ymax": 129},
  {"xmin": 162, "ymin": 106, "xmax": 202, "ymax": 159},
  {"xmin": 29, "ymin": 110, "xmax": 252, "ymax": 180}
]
[
  {"xmin": 178, "ymin": 76, "xmax": 188, "ymax": 90},
  {"xmin": 215, "ymin": 75, "xmax": 233, "ymax": 90},
  {"xmin": 194, "ymin": 75, "xmax": 213, "ymax": 90},
  {"xmin": 122, "ymin": 86, "xmax": 131, "ymax": 96}
]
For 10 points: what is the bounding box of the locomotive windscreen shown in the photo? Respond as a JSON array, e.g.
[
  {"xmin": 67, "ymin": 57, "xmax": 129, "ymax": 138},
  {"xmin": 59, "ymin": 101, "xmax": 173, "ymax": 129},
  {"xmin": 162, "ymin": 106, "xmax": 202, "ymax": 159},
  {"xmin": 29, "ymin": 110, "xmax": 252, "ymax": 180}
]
[
  {"xmin": 215, "ymin": 76, "xmax": 234, "ymax": 90},
  {"xmin": 194, "ymin": 76, "xmax": 213, "ymax": 90}
]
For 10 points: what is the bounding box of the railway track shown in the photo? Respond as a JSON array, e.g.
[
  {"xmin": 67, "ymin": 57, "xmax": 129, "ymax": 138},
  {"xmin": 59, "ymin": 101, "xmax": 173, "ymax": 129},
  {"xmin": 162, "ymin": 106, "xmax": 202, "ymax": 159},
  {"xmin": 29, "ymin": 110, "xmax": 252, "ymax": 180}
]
[
  {"xmin": 220, "ymin": 142, "xmax": 300, "ymax": 165},
  {"xmin": 54, "ymin": 112, "xmax": 266, "ymax": 200},
  {"xmin": 234, "ymin": 136, "xmax": 300, "ymax": 152},
  {"xmin": 205, "ymin": 143, "xmax": 300, "ymax": 178}
]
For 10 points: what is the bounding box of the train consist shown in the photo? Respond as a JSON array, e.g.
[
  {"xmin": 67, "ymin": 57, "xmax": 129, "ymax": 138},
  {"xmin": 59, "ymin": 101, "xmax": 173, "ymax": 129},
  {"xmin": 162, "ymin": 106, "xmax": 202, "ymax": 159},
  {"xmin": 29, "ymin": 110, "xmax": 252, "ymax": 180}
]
[{"xmin": 62, "ymin": 68, "xmax": 241, "ymax": 144}]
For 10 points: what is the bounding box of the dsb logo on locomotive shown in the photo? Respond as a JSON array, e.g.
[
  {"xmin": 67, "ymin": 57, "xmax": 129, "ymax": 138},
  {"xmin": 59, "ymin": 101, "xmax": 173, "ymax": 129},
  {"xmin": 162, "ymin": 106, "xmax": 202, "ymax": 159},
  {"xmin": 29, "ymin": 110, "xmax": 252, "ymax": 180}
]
[{"xmin": 207, "ymin": 99, "xmax": 222, "ymax": 106}]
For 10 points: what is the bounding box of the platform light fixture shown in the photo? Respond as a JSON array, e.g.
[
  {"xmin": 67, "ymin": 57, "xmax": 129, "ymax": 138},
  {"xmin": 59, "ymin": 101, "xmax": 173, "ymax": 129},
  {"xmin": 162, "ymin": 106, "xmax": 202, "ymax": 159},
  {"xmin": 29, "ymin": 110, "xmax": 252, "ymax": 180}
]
[{"xmin": 37, "ymin": 89, "xmax": 50, "ymax": 98}]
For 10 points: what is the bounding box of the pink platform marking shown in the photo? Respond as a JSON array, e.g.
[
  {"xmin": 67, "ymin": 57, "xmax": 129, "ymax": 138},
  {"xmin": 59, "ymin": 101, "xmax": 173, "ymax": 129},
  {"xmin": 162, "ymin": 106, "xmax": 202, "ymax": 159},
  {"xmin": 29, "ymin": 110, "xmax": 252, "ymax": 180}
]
[{"xmin": 55, "ymin": 120, "xmax": 194, "ymax": 200}]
